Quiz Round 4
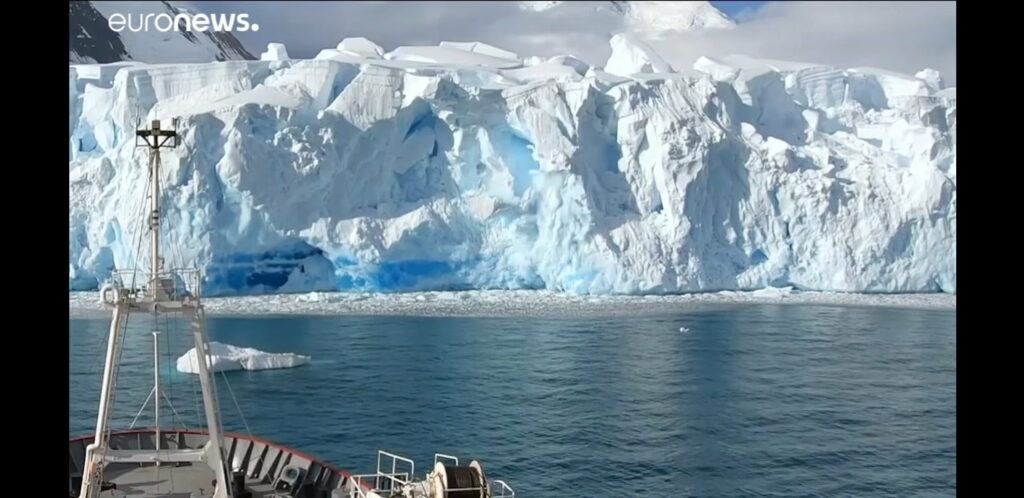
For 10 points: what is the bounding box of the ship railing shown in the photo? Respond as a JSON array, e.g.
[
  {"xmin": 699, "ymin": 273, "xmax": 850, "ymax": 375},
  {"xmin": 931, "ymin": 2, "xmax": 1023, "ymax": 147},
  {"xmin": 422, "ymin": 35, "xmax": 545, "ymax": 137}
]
[
  {"xmin": 345, "ymin": 475, "xmax": 512, "ymax": 498},
  {"xmin": 490, "ymin": 479, "xmax": 516, "ymax": 497},
  {"xmin": 346, "ymin": 450, "xmax": 514, "ymax": 498},
  {"xmin": 434, "ymin": 453, "xmax": 459, "ymax": 466},
  {"xmin": 109, "ymin": 268, "xmax": 203, "ymax": 300},
  {"xmin": 349, "ymin": 472, "xmax": 410, "ymax": 496},
  {"xmin": 349, "ymin": 450, "xmax": 416, "ymax": 496},
  {"xmin": 344, "ymin": 480, "xmax": 371, "ymax": 498}
]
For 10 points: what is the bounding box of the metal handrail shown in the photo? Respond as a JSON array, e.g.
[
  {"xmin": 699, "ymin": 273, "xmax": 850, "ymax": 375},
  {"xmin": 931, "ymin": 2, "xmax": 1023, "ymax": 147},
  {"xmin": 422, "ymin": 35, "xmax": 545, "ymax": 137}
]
[
  {"xmin": 346, "ymin": 479, "xmax": 370, "ymax": 498},
  {"xmin": 351, "ymin": 471, "xmax": 410, "ymax": 493},
  {"xmin": 434, "ymin": 453, "xmax": 459, "ymax": 466},
  {"xmin": 109, "ymin": 268, "xmax": 203, "ymax": 299},
  {"xmin": 346, "ymin": 450, "xmax": 417, "ymax": 496},
  {"xmin": 446, "ymin": 486, "xmax": 487, "ymax": 494},
  {"xmin": 346, "ymin": 451, "xmax": 515, "ymax": 498},
  {"xmin": 377, "ymin": 450, "xmax": 415, "ymax": 484},
  {"xmin": 490, "ymin": 479, "xmax": 516, "ymax": 497}
]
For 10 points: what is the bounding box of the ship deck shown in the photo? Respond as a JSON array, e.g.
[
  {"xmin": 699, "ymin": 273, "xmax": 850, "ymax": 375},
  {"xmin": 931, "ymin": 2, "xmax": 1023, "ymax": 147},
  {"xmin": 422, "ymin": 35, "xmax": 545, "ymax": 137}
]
[
  {"xmin": 100, "ymin": 463, "xmax": 218, "ymax": 497},
  {"xmin": 69, "ymin": 429, "xmax": 372, "ymax": 497}
]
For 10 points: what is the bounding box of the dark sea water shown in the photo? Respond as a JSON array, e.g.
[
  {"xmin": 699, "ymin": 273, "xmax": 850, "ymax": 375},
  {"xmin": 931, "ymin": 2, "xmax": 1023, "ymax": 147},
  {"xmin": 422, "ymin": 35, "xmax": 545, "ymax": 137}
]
[{"xmin": 69, "ymin": 305, "xmax": 956, "ymax": 497}]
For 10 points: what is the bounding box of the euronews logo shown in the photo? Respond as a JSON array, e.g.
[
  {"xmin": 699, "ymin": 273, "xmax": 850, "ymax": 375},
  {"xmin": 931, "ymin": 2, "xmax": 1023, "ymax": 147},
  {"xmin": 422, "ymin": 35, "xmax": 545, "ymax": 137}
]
[{"xmin": 108, "ymin": 12, "xmax": 259, "ymax": 33}]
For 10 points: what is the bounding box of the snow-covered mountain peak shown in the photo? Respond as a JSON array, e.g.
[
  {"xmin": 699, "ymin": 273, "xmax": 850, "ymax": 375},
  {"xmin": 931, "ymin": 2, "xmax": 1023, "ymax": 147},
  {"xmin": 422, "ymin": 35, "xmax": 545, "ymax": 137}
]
[
  {"xmin": 69, "ymin": 1, "xmax": 254, "ymax": 64},
  {"xmin": 624, "ymin": 1, "xmax": 735, "ymax": 35},
  {"xmin": 520, "ymin": 1, "xmax": 734, "ymax": 36}
]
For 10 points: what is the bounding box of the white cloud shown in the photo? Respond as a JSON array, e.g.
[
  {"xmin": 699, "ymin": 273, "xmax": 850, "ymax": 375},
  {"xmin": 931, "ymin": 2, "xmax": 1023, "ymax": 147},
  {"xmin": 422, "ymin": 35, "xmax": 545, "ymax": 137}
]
[
  {"xmin": 194, "ymin": 1, "xmax": 625, "ymax": 61},
  {"xmin": 647, "ymin": 1, "xmax": 957, "ymax": 85},
  {"xmin": 187, "ymin": 1, "xmax": 956, "ymax": 85}
]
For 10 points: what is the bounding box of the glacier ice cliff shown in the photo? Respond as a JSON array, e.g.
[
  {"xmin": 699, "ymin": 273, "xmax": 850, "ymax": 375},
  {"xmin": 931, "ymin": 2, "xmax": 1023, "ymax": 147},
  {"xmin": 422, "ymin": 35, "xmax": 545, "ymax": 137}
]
[{"xmin": 69, "ymin": 37, "xmax": 956, "ymax": 295}]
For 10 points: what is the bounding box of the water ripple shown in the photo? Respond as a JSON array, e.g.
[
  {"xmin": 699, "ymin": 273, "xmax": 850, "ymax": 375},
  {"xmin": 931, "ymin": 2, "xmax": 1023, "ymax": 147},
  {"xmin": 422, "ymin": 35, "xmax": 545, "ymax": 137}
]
[{"xmin": 70, "ymin": 305, "xmax": 955, "ymax": 497}]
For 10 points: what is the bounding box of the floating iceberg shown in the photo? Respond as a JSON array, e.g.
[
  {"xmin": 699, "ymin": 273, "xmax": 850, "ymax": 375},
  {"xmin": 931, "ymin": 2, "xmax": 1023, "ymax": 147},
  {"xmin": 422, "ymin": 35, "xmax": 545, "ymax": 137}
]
[{"xmin": 176, "ymin": 342, "xmax": 310, "ymax": 374}]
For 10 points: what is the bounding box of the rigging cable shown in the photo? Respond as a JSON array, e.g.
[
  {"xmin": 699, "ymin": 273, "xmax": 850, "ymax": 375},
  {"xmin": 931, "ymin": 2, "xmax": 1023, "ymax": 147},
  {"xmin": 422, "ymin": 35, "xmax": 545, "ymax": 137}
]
[
  {"xmin": 164, "ymin": 311, "xmax": 175, "ymax": 425},
  {"xmin": 162, "ymin": 312, "xmax": 188, "ymax": 429},
  {"xmin": 127, "ymin": 388, "xmax": 155, "ymax": 429},
  {"xmin": 191, "ymin": 358, "xmax": 202, "ymax": 429},
  {"xmin": 219, "ymin": 370, "xmax": 253, "ymax": 437},
  {"xmin": 126, "ymin": 147, "xmax": 152, "ymax": 290}
]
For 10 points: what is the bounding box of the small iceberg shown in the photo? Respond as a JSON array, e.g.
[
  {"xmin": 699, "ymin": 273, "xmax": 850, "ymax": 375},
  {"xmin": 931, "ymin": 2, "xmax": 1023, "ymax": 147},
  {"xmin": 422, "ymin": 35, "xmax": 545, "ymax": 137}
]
[
  {"xmin": 750, "ymin": 286, "xmax": 794, "ymax": 299},
  {"xmin": 176, "ymin": 342, "xmax": 310, "ymax": 374}
]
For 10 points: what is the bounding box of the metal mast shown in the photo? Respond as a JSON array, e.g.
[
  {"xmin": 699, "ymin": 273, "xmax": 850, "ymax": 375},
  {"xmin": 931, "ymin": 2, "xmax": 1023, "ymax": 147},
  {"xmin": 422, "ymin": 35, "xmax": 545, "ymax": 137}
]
[
  {"xmin": 144, "ymin": 119, "xmax": 171, "ymax": 454},
  {"xmin": 79, "ymin": 120, "xmax": 233, "ymax": 498},
  {"xmin": 146, "ymin": 119, "xmax": 168, "ymax": 291}
]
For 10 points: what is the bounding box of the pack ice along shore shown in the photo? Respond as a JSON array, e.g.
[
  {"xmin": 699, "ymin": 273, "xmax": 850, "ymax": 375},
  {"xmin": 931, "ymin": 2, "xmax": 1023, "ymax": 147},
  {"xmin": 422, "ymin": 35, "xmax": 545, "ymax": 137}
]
[{"xmin": 69, "ymin": 35, "xmax": 956, "ymax": 296}]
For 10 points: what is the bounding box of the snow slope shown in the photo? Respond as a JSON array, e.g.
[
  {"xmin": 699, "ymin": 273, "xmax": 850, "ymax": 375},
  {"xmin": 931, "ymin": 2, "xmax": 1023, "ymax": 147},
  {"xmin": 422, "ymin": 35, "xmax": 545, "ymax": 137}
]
[
  {"xmin": 69, "ymin": 36, "xmax": 956, "ymax": 295},
  {"xmin": 519, "ymin": 1, "xmax": 735, "ymax": 37},
  {"xmin": 621, "ymin": 1, "xmax": 735, "ymax": 35},
  {"xmin": 70, "ymin": 1, "xmax": 254, "ymax": 64}
]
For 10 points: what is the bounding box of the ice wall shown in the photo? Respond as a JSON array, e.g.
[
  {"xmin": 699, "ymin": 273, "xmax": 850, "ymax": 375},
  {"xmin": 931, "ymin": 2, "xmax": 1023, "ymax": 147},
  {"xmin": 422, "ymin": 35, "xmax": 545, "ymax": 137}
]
[{"xmin": 69, "ymin": 39, "xmax": 956, "ymax": 295}]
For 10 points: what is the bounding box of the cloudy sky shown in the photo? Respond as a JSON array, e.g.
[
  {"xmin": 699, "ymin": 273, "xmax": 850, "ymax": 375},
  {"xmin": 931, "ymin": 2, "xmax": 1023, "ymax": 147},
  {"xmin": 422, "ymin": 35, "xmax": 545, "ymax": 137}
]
[{"xmin": 176, "ymin": 1, "xmax": 956, "ymax": 84}]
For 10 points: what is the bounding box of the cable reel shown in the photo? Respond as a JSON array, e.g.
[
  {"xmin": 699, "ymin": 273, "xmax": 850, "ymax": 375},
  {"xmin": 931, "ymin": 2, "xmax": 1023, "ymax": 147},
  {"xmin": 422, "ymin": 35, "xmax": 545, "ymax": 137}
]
[{"xmin": 429, "ymin": 460, "xmax": 489, "ymax": 498}]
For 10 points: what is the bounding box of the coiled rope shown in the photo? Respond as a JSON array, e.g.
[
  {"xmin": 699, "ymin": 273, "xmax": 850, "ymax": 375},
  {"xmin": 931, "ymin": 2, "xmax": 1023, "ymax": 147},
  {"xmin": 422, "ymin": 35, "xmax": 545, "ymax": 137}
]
[{"xmin": 443, "ymin": 466, "xmax": 483, "ymax": 498}]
